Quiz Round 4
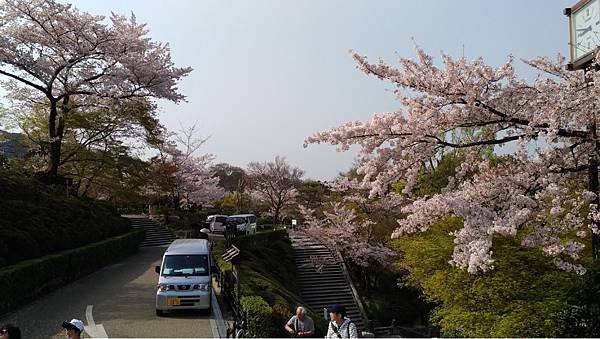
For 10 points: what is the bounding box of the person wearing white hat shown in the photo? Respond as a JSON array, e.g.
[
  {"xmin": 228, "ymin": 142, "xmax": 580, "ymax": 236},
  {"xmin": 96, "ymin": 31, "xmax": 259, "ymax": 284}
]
[{"xmin": 61, "ymin": 319, "xmax": 84, "ymax": 339}]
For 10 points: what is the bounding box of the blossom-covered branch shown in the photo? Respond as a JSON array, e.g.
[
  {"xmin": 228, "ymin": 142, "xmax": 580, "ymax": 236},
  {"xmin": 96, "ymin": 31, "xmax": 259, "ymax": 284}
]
[
  {"xmin": 0, "ymin": 0, "xmax": 192, "ymax": 179},
  {"xmin": 305, "ymin": 46, "xmax": 600, "ymax": 274}
]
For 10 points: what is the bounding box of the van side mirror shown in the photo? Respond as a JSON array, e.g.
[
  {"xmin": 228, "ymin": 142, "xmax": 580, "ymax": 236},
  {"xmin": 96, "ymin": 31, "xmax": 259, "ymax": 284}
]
[{"xmin": 155, "ymin": 265, "xmax": 161, "ymax": 274}]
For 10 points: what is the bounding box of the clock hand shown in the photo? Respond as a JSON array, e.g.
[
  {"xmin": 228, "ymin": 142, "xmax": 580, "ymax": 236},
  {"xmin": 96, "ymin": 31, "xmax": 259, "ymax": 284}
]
[{"xmin": 577, "ymin": 26, "xmax": 592, "ymax": 36}]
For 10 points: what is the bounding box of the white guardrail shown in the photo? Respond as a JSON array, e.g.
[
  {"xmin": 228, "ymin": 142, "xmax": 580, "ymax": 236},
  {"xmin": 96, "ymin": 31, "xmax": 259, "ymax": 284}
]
[{"xmin": 210, "ymin": 289, "xmax": 228, "ymax": 338}]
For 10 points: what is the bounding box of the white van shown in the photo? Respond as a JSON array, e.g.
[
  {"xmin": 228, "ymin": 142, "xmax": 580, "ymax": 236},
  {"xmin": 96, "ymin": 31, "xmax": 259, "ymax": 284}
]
[
  {"xmin": 226, "ymin": 214, "xmax": 257, "ymax": 235},
  {"xmin": 155, "ymin": 239, "xmax": 212, "ymax": 316},
  {"xmin": 206, "ymin": 214, "xmax": 228, "ymax": 233}
]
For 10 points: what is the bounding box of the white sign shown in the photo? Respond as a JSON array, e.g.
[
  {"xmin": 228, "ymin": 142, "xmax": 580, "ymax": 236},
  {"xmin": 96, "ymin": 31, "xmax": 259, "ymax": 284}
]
[{"xmin": 292, "ymin": 219, "xmax": 297, "ymax": 226}]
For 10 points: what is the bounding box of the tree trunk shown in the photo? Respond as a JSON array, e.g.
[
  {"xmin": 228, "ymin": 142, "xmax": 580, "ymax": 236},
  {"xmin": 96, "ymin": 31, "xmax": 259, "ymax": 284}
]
[
  {"xmin": 590, "ymin": 122, "xmax": 600, "ymax": 260},
  {"xmin": 40, "ymin": 99, "xmax": 65, "ymax": 183},
  {"xmin": 274, "ymin": 207, "xmax": 280, "ymax": 226},
  {"xmin": 46, "ymin": 100, "xmax": 59, "ymax": 177}
]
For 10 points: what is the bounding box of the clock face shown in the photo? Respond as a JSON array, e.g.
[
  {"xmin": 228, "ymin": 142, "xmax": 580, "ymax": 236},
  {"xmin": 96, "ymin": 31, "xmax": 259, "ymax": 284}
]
[{"xmin": 573, "ymin": 0, "xmax": 600, "ymax": 60}]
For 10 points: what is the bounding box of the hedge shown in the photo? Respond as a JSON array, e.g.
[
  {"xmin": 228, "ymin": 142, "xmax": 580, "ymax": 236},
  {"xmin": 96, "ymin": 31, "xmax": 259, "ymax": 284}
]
[
  {"xmin": 240, "ymin": 296, "xmax": 275, "ymax": 337},
  {"xmin": 0, "ymin": 171, "xmax": 131, "ymax": 267},
  {"xmin": 0, "ymin": 229, "xmax": 144, "ymax": 316}
]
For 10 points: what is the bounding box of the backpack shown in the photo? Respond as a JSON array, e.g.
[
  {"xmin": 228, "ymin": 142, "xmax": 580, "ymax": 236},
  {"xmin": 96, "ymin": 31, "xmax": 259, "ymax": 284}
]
[{"xmin": 329, "ymin": 319, "xmax": 354, "ymax": 339}]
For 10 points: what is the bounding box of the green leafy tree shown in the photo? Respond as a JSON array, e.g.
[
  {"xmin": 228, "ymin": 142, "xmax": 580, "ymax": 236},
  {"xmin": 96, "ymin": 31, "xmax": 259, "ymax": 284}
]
[
  {"xmin": 390, "ymin": 151, "xmax": 597, "ymax": 337},
  {"xmin": 393, "ymin": 216, "xmax": 583, "ymax": 337},
  {"xmin": 10, "ymin": 99, "xmax": 161, "ymax": 204},
  {"xmin": 296, "ymin": 179, "xmax": 328, "ymax": 210}
]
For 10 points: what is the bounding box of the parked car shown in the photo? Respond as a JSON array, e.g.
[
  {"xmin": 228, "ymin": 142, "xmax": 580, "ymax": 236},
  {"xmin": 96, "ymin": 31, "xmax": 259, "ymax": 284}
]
[
  {"xmin": 155, "ymin": 239, "xmax": 212, "ymax": 316},
  {"xmin": 206, "ymin": 214, "xmax": 228, "ymax": 233},
  {"xmin": 225, "ymin": 214, "xmax": 257, "ymax": 236}
]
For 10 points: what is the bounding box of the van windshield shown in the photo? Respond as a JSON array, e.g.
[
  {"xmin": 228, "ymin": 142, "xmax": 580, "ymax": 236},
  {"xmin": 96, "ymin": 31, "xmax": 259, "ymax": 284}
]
[
  {"xmin": 162, "ymin": 255, "xmax": 209, "ymax": 276},
  {"xmin": 227, "ymin": 217, "xmax": 245, "ymax": 224}
]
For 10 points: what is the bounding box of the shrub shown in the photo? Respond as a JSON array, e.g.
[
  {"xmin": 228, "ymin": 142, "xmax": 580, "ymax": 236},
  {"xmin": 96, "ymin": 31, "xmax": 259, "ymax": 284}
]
[
  {"xmin": 393, "ymin": 216, "xmax": 584, "ymax": 337},
  {"xmin": 0, "ymin": 170, "xmax": 130, "ymax": 267},
  {"xmin": 0, "ymin": 229, "xmax": 143, "ymax": 316},
  {"xmin": 240, "ymin": 296, "xmax": 275, "ymax": 337}
]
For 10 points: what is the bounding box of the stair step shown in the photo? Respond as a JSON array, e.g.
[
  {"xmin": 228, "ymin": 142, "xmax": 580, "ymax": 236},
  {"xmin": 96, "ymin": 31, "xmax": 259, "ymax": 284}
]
[
  {"xmin": 288, "ymin": 230, "xmax": 366, "ymax": 332},
  {"xmin": 143, "ymin": 233, "xmax": 176, "ymax": 238},
  {"xmin": 293, "ymin": 248, "xmax": 330, "ymax": 252},
  {"xmin": 294, "ymin": 256, "xmax": 337, "ymax": 262},
  {"xmin": 297, "ymin": 275, "xmax": 346, "ymax": 282},
  {"xmin": 297, "ymin": 273, "xmax": 345, "ymax": 279},
  {"xmin": 125, "ymin": 216, "xmax": 178, "ymax": 248},
  {"xmin": 141, "ymin": 239, "xmax": 174, "ymax": 243},
  {"xmin": 300, "ymin": 285, "xmax": 351, "ymax": 292},
  {"xmin": 298, "ymin": 280, "xmax": 347, "ymax": 287},
  {"xmin": 297, "ymin": 269, "xmax": 343, "ymax": 275},
  {"xmin": 296, "ymin": 266, "xmax": 342, "ymax": 272},
  {"xmin": 301, "ymin": 291, "xmax": 354, "ymax": 303}
]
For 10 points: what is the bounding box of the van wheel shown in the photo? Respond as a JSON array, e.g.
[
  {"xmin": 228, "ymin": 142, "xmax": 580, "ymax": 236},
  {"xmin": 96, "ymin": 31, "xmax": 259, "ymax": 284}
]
[{"xmin": 156, "ymin": 309, "xmax": 164, "ymax": 317}]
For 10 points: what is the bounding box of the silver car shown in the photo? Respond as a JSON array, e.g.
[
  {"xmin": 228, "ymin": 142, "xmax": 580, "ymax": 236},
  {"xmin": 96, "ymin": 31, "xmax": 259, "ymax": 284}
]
[
  {"xmin": 155, "ymin": 239, "xmax": 212, "ymax": 316},
  {"xmin": 206, "ymin": 214, "xmax": 228, "ymax": 233}
]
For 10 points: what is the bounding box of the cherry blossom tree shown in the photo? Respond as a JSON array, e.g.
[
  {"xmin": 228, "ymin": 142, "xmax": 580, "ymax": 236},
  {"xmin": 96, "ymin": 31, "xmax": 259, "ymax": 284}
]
[
  {"xmin": 305, "ymin": 46, "xmax": 600, "ymax": 274},
  {"xmin": 300, "ymin": 201, "xmax": 398, "ymax": 268},
  {"xmin": 0, "ymin": 0, "xmax": 192, "ymax": 181},
  {"xmin": 246, "ymin": 156, "xmax": 304, "ymax": 224},
  {"xmin": 299, "ymin": 177, "xmax": 399, "ymax": 269},
  {"xmin": 146, "ymin": 127, "xmax": 224, "ymax": 209}
]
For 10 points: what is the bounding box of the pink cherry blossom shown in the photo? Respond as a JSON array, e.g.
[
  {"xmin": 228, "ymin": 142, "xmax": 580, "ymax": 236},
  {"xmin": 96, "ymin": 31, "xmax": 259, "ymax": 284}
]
[
  {"xmin": 146, "ymin": 128, "xmax": 225, "ymax": 208},
  {"xmin": 246, "ymin": 156, "xmax": 304, "ymax": 224},
  {"xmin": 0, "ymin": 0, "xmax": 192, "ymax": 178},
  {"xmin": 305, "ymin": 46, "xmax": 600, "ymax": 274}
]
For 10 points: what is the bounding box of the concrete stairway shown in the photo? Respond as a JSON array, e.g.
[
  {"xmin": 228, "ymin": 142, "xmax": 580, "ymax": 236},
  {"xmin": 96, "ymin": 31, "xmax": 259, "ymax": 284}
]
[
  {"xmin": 289, "ymin": 231, "xmax": 366, "ymax": 332},
  {"xmin": 126, "ymin": 216, "xmax": 177, "ymax": 247}
]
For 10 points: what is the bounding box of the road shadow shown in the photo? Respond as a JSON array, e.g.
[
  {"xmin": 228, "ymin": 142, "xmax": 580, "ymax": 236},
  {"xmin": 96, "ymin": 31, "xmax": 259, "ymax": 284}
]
[{"xmin": 0, "ymin": 246, "xmax": 168, "ymax": 338}]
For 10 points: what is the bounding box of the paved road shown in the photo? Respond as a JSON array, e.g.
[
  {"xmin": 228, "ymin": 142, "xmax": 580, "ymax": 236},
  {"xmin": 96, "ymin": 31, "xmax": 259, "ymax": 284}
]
[{"xmin": 0, "ymin": 246, "xmax": 215, "ymax": 338}]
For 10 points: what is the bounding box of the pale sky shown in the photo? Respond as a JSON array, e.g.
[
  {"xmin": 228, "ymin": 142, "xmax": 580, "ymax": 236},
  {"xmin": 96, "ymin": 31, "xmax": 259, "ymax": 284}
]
[{"xmin": 70, "ymin": 0, "xmax": 574, "ymax": 180}]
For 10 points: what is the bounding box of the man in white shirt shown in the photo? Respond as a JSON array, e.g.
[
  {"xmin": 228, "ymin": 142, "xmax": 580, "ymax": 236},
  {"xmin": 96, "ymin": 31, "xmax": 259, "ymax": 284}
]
[{"xmin": 285, "ymin": 306, "xmax": 315, "ymax": 337}]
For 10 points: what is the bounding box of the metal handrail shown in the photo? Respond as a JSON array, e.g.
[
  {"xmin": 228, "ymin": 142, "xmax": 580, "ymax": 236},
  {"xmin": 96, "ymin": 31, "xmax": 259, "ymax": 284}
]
[{"xmin": 334, "ymin": 249, "xmax": 370, "ymax": 330}]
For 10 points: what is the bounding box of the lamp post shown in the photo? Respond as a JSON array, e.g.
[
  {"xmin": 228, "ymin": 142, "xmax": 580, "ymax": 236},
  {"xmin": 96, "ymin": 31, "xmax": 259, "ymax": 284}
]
[{"xmin": 566, "ymin": 0, "xmax": 600, "ymax": 258}]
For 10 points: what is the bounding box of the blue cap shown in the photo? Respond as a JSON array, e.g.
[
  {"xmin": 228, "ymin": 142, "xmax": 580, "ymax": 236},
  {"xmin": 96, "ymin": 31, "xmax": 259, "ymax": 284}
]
[{"xmin": 327, "ymin": 303, "xmax": 345, "ymax": 314}]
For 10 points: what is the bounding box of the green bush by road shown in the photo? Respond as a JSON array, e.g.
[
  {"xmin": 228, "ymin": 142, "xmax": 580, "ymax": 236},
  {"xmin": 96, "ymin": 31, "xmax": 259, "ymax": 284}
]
[
  {"xmin": 0, "ymin": 229, "xmax": 144, "ymax": 316},
  {"xmin": 0, "ymin": 170, "xmax": 130, "ymax": 267}
]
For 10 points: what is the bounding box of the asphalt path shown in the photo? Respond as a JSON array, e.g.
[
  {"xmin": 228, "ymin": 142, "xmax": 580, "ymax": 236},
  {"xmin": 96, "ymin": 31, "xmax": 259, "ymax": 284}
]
[{"xmin": 0, "ymin": 245, "xmax": 217, "ymax": 338}]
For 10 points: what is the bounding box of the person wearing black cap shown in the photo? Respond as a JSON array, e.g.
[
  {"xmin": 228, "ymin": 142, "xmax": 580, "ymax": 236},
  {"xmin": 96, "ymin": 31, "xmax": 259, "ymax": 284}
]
[
  {"xmin": 0, "ymin": 324, "xmax": 21, "ymax": 339},
  {"xmin": 326, "ymin": 304, "xmax": 357, "ymax": 339},
  {"xmin": 62, "ymin": 319, "xmax": 84, "ymax": 339}
]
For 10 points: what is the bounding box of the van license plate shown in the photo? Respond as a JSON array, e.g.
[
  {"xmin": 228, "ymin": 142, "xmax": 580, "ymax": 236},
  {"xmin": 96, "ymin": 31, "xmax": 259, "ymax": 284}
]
[{"xmin": 167, "ymin": 298, "xmax": 180, "ymax": 306}]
